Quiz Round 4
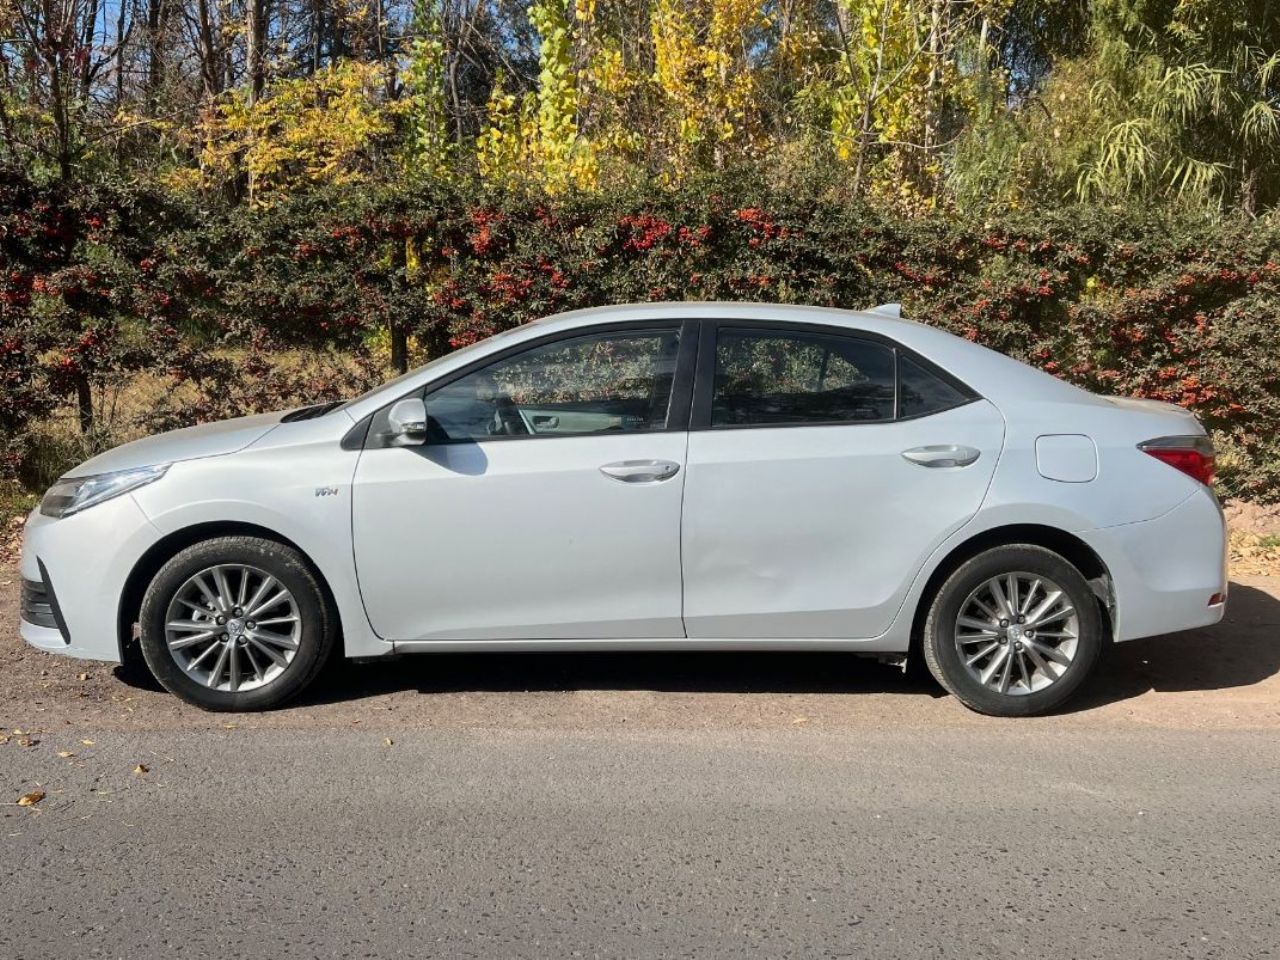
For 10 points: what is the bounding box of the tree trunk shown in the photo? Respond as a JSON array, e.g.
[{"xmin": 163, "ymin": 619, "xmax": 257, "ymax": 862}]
[
  {"xmin": 389, "ymin": 322, "xmax": 409, "ymax": 375},
  {"xmin": 75, "ymin": 374, "xmax": 94, "ymax": 434}
]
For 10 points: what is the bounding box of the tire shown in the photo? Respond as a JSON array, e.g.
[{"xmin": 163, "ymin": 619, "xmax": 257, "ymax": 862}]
[
  {"xmin": 921, "ymin": 544, "xmax": 1103, "ymax": 717},
  {"xmin": 138, "ymin": 536, "xmax": 337, "ymax": 711}
]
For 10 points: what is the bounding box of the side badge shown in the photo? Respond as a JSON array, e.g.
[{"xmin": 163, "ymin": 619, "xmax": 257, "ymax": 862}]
[{"xmin": 315, "ymin": 486, "xmax": 340, "ymax": 498}]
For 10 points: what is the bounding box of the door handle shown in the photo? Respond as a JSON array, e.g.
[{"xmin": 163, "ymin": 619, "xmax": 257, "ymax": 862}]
[
  {"xmin": 599, "ymin": 459, "xmax": 681, "ymax": 483},
  {"xmin": 902, "ymin": 445, "xmax": 981, "ymax": 468}
]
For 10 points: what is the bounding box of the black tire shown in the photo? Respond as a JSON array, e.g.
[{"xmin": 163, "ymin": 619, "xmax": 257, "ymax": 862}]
[
  {"xmin": 921, "ymin": 544, "xmax": 1103, "ymax": 717},
  {"xmin": 138, "ymin": 536, "xmax": 337, "ymax": 711}
]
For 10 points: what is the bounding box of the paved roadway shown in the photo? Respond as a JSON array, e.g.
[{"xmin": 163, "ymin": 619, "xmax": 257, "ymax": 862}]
[{"xmin": 3, "ymin": 726, "xmax": 1278, "ymax": 959}]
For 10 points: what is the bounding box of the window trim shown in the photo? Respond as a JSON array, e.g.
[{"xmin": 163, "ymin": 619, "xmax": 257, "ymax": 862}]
[
  {"xmin": 363, "ymin": 319, "xmax": 699, "ymax": 449},
  {"xmin": 690, "ymin": 318, "xmax": 981, "ymax": 432}
]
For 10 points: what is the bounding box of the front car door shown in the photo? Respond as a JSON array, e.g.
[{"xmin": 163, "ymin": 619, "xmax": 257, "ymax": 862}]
[
  {"xmin": 352, "ymin": 321, "xmax": 695, "ymax": 640},
  {"xmin": 681, "ymin": 320, "xmax": 1005, "ymax": 640}
]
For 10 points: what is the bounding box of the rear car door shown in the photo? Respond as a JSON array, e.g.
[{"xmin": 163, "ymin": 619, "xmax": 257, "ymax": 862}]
[
  {"xmin": 681, "ymin": 321, "xmax": 1005, "ymax": 640},
  {"xmin": 352, "ymin": 321, "xmax": 695, "ymax": 640}
]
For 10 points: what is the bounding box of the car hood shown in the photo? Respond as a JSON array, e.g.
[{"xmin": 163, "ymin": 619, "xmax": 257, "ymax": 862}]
[{"xmin": 64, "ymin": 411, "xmax": 286, "ymax": 478}]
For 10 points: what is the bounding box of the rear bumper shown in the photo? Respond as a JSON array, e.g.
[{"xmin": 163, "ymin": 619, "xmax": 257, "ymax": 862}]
[{"xmin": 1081, "ymin": 488, "xmax": 1227, "ymax": 642}]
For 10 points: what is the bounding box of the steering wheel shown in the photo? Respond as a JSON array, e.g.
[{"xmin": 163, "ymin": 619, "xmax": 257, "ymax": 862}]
[{"xmin": 492, "ymin": 395, "xmax": 530, "ymax": 436}]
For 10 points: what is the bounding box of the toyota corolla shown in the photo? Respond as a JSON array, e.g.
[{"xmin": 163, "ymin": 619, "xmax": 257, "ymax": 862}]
[{"xmin": 19, "ymin": 302, "xmax": 1227, "ymax": 715}]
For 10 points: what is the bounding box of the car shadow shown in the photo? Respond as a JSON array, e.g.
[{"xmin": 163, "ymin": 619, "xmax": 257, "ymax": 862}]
[{"xmin": 280, "ymin": 582, "xmax": 1280, "ymax": 713}]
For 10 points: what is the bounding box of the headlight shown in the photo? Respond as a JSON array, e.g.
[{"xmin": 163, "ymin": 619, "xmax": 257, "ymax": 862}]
[{"xmin": 40, "ymin": 464, "xmax": 169, "ymax": 519}]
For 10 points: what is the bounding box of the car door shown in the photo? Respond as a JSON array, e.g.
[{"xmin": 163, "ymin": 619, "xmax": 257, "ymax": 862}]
[
  {"xmin": 352, "ymin": 321, "xmax": 695, "ymax": 641},
  {"xmin": 681, "ymin": 321, "xmax": 1005, "ymax": 640}
]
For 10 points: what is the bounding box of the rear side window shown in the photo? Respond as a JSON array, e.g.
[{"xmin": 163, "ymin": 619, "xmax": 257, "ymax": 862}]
[
  {"xmin": 898, "ymin": 354, "xmax": 972, "ymax": 419},
  {"xmin": 712, "ymin": 329, "xmax": 896, "ymax": 426}
]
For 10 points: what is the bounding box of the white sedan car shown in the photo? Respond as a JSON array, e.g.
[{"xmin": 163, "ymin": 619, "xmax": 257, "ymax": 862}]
[{"xmin": 20, "ymin": 302, "xmax": 1226, "ymax": 716}]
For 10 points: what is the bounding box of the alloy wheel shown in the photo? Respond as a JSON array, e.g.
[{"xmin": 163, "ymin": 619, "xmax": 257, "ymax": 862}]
[
  {"xmin": 163, "ymin": 564, "xmax": 301, "ymax": 692},
  {"xmin": 953, "ymin": 572, "xmax": 1080, "ymax": 697}
]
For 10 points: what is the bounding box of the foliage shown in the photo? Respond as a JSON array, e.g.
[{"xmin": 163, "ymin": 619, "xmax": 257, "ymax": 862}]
[{"xmin": 173, "ymin": 62, "xmax": 399, "ymax": 205}]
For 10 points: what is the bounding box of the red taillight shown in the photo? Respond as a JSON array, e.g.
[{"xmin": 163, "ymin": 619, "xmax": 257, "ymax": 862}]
[{"xmin": 1139, "ymin": 436, "xmax": 1215, "ymax": 486}]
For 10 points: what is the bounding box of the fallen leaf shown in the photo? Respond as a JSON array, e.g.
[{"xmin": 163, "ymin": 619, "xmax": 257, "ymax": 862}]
[
  {"xmin": 76, "ymin": 672, "xmax": 88, "ymax": 682},
  {"xmin": 384, "ymin": 737, "xmax": 394, "ymax": 747},
  {"xmin": 56, "ymin": 751, "xmax": 74, "ymax": 759},
  {"xmin": 791, "ymin": 717, "xmax": 809, "ymax": 725},
  {"xmin": 17, "ymin": 791, "xmax": 45, "ymax": 807},
  {"xmin": 0, "ymin": 735, "xmax": 8, "ymax": 745},
  {"xmin": 17, "ymin": 737, "xmax": 38, "ymax": 747},
  {"xmin": 221, "ymin": 723, "xmax": 237, "ymax": 729},
  {"xmin": 79, "ymin": 739, "xmax": 94, "ymax": 746},
  {"xmin": 132, "ymin": 764, "xmax": 149, "ymax": 776}
]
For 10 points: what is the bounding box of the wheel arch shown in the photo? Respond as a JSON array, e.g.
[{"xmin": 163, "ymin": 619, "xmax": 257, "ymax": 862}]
[
  {"xmin": 909, "ymin": 524, "xmax": 1115, "ymax": 657},
  {"xmin": 116, "ymin": 520, "xmax": 341, "ymax": 663}
]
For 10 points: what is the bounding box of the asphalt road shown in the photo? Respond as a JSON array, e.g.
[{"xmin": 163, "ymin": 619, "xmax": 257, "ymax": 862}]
[
  {"xmin": 3, "ymin": 574, "xmax": 1280, "ymax": 959},
  {"xmin": 3, "ymin": 727, "xmax": 1279, "ymax": 960}
]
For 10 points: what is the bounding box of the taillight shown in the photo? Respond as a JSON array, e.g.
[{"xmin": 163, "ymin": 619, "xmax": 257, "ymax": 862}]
[{"xmin": 1139, "ymin": 435, "xmax": 1215, "ymax": 486}]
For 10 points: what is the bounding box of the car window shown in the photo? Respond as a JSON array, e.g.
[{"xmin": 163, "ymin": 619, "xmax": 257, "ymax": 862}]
[
  {"xmin": 711, "ymin": 329, "xmax": 896, "ymax": 427},
  {"xmin": 426, "ymin": 329, "xmax": 681, "ymax": 441},
  {"xmin": 898, "ymin": 354, "xmax": 971, "ymax": 419}
]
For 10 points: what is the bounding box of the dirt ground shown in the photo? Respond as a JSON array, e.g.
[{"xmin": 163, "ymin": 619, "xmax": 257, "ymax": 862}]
[{"xmin": 2, "ymin": 557, "xmax": 1278, "ymax": 736}]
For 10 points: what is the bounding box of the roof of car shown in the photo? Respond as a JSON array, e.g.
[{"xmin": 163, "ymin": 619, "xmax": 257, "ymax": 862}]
[{"xmin": 528, "ymin": 301, "xmax": 913, "ymax": 330}]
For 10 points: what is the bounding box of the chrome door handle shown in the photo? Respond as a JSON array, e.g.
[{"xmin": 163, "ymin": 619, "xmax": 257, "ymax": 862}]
[
  {"xmin": 599, "ymin": 459, "xmax": 681, "ymax": 483},
  {"xmin": 902, "ymin": 445, "xmax": 981, "ymax": 468}
]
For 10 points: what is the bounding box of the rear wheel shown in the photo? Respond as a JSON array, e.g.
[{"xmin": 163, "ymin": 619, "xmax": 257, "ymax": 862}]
[
  {"xmin": 138, "ymin": 536, "xmax": 336, "ymax": 711},
  {"xmin": 922, "ymin": 545, "xmax": 1103, "ymax": 717}
]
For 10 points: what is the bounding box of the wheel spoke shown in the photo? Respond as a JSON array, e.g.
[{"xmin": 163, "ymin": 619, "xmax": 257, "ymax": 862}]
[
  {"xmin": 972, "ymin": 595, "xmax": 1002, "ymax": 622},
  {"xmin": 247, "ymin": 628, "xmax": 298, "ymax": 651},
  {"xmin": 1032, "ymin": 604, "xmax": 1075, "ymax": 628},
  {"xmin": 1023, "ymin": 640, "xmax": 1058, "ymax": 680},
  {"xmin": 997, "ymin": 649, "xmax": 1014, "ymax": 694},
  {"xmin": 168, "ymin": 629, "xmax": 220, "ymax": 650},
  {"xmin": 965, "ymin": 640, "xmax": 1001, "ymax": 667},
  {"xmin": 988, "ymin": 578, "xmax": 1015, "ymax": 619},
  {"xmin": 247, "ymin": 590, "xmax": 290, "ymax": 620},
  {"xmin": 1004, "ymin": 575, "xmax": 1019, "ymax": 619},
  {"xmin": 243, "ymin": 643, "xmax": 265, "ymax": 682},
  {"xmin": 188, "ymin": 640, "xmax": 221, "ymax": 670},
  {"xmin": 1019, "ymin": 578, "xmax": 1042, "ymax": 616},
  {"xmin": 979, "ymin": 645, "xmax": 1011, "ymax": 685},
  {"xmin": 243, "ymin": 575, "xmax": 278, "ymax": 619},
  {"xmin": 208, "ymin": 642, "xmax": 230, "ymax": 687},
  {"xmin": 247, "ymin": 635, "xmax": 289, "ymax": 667},
  {"xmin": 1016, "ymin": 649, "xmax": 1032, "ymax": 691},
  {"xmin": 211, "ymin": 566, "xmax": 236, "ymax": 611},
  {"xmin": 191, "ymin": 574, "xmax": 220, "ymax": 610},
  {"xmin": 253, "ymin": 615, "xmax": 299, "ymax": 628},
  {"xmin": 957, "ymin": 616, "xmax": 999, "ymax": 635},
  {"xmin": 1027, "ymin": 637, "xmax": 1072, "ymax": 667},
  {"xmin": 228, "ymin": 643, "xmax": 241, "ymax": 692}
]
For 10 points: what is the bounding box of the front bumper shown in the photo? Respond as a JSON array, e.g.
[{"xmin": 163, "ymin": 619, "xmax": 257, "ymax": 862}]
[
  {"xmin": 19, "ymin": 495, "xmax": 163, "ymax": 662},
  {"xmin": 1080, "ymin": 487, "xmax": 1228, "ymax": 642}
]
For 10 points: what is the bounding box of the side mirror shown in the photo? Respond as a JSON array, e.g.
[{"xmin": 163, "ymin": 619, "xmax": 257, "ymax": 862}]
[{"xmin": 386, "ymin": 398, "xmax": 428, "ymax": 446}]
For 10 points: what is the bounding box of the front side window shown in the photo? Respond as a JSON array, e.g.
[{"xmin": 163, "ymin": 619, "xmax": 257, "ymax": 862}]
[
  {"xmin": 712, "ymin": 329, "xmax": 896, "ymax": 427},
  {"xmin": 426, "ymin": 329, "xmax": 681, "ymax": 441}
]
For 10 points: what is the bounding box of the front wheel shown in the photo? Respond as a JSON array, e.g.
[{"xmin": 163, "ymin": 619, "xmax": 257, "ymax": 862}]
[
  {"xmin": 921, "ymin": 545, "xmax": 1104, "ymax": 717},
  {"xmin": 138, "ymin": 536, "xmax": 336, "ymax": 711}
]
